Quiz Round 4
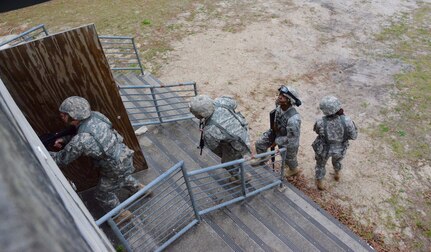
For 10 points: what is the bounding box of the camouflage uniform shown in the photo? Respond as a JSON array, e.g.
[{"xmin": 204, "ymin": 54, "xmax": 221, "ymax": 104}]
[
  {"xmin": 190, "ymin": 95, "xmax": 251, "ymax": 176},
  {"xmin": 51, "ymin": 97, "xmax": 141, "ymax": 211},
  {"xmin": 312, "ymin": 96, "xmax": 358, "ymax": 180},
  {"xmin": 255, "ymin": 86, "xmax": 301, "ymax": 170}
]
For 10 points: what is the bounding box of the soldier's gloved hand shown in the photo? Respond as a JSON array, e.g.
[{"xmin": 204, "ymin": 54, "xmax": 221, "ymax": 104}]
[{"xmin": 54, "ymin": 138, "xmax": 64, "ymax": 149}]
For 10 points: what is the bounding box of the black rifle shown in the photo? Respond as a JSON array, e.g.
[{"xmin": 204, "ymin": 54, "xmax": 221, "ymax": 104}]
[
  {"xmin": 40, "ymin": 125, "xmax": 77, "ymax": 150},
  {"xmin": 269, "ymin": 109, "xmax": 276, "ymax": 169},
  {"xmin": 198, "ymin": 120, "xmax": 205, "ymax": 155}
]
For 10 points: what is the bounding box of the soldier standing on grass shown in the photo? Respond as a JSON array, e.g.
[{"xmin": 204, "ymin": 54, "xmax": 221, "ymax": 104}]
[
  {"xmin": 312, "ymin": 95, "xmax": 358, "ymax": 190},
  {"xmin": 253, "ymin": 85, "xmax": 302, "ymax": 178},
  {"xmin": 190, "ymin": 95, "xmax": 252, "ymax": 183},
  {"xmin": 50, "ymin": 96, "xmax": 150, "ymax": 223}
]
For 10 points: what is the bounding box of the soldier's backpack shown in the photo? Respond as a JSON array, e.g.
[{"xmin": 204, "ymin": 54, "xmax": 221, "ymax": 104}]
[
  {"xmin": 312, "ymin": 115, "xmax": 348, "ymax": 155},
  {"xmin": 206, "ymin": 96, "xmax": 250, "ymax": 153}
]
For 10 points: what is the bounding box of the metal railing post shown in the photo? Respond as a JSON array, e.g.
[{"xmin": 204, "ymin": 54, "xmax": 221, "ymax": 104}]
[
  {"xmin": 131, "ymin": 37, "xmax": 145, "ymax": 75},
  {"xmin": 150, "ymin": 87, "xmax": 163, "ymax": 123},
  {"xmin": 280, "ymin": 151, "xmax": 286, "ymax": 187},
  {"xmin": 180, "ymin": 164, "xmax": 201, "ymax": 222},
  {"xmin": 193, "ymin": 82, "xmax": 197, "ymax": 96},
  {"xmin": 240, "ymin": 163, "xmax": 247, "ymax": 197},
  {"xmin": 42, "ymin": 25, "xmax": 49, "ymax": 36},
  {"xmin": 107, "ymin": 219, "xmax": 133, "ymax": 252},
  {"xmin": 0, "ymin": 24, "xmax": 48, "ymax": 47}
]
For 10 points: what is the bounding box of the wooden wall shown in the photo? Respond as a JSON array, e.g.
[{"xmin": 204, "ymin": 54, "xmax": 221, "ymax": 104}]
[
  {"xmin": 0, "ymin": 24, "xmax": 147, "ymax": 191},
  {"xmin": 0, "ymin": 79, "xmax": 113, "ymax": 251}
]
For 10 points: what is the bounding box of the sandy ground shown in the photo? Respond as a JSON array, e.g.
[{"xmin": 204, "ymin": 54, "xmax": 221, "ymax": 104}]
[{"xmin": 156, "ymin": 0, "xmax": 430, "ymax": 249}]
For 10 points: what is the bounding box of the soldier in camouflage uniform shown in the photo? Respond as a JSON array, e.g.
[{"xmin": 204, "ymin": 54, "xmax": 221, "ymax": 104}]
[
  {"xmin": 190, "ymin": 95, "xmax": 252, "ymax": 182},
  {"xmin": 254, "ymin": 85, "xmax": 302, "ymax": 177},
  {"xmin": 50, "ymin": 96, "xmax": 147, "ymax": 222},
  {"xmin": 312, "ymin": 95, "xmax": 358, "ymax": 190}
]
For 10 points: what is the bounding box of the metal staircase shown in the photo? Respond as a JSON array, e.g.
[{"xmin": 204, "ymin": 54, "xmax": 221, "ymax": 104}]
[{"xmin": 92, "ymin": 119, "xmax": 374, "ymax": 252}]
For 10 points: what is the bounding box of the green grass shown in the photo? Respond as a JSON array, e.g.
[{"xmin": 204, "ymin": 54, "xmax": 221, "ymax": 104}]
[
  {"xmin": 0, "ymin": 0, "xmax": 218, "ymax": 74},
  {"xmin": 374, "ymin": 5, "xmax": 431, "ymax": 161},
  {"xmin": 374, "ymin": 4, "xmax": 431, "ymax": 250},
  {"xmin": 0, "ymin": 1, "xmax": 271, "ymax": 74}
]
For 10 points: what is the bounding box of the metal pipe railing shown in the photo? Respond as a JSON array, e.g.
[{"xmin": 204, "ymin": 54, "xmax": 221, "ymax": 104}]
[
  {"xmin": 96, "ymin": 161, "xmax": 184, "ymax": 225},
  {"xmin": 0, "ymin": 24, "xmax": 49, "ymax": 47},
  {"xmin": 119, "ymin": 82, "xmax": 197, "ymax": 126},
  {"xmin": 97, "ymin": 149, "xmax": 286, "ymax": 251},
  {"xmin": 99, "ymin": 35, "xmax": 145, "ymax": 75}
]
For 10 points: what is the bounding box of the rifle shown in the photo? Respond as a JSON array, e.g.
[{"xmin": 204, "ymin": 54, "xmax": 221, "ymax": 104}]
[
  {"xmin": 269, "ymin": 109, "xmax": 276, "ymax": 169},
  {"xmin": 40, "ymin": 125, "xmax": 77, "ymax": 150},
  {"xmin": 198, "ymin": 120, "xmax": 205, "ymax": 155}
]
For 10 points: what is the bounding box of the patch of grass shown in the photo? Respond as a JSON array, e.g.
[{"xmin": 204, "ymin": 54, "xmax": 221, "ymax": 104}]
[
  {"xmin": 360, "ymin": 101, "xmax": 369, "ymax": 109},
  {"xmin": 375, "ymin": 16, "xmax": 408, "ymax": 41},
  {"xmin": 0, "ymin": 0, "xmax": 213, "ymax": 76},
  {"xmin": 115, "ymin": 245, "xmax": 125, "ymax": 252},
  {"xmin": 374, "ymin": 4, "xmax": 431, "ymax": 161},
  {"xmin": 141, "ymin": 19, "xmax": 152, "ymax": 25},
  {"xmin": 379, "ymin": 123, "xmax": 390, "ymax": 133}
]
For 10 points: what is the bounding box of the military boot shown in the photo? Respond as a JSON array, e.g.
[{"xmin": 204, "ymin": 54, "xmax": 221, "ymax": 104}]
[
  {"xmin": 245, "ymin": 172, "xmax": 252, "ymax": 183},
  {"xmin": 315, "ymin": 179, "xmax": 325, "ymax": 190},
  {"xmin": 249, "ymin": 156, "xmax": 270, "ymax": 167},
  {"xmin": 114, "ymin": 209, "xmax": 133, "ymax": 224},
  {"xmin": 137, "ymin": 183, "xmax": 153, "ymax": 198},
  {"xmin": 229, "ymin": 172, "xmax": 252, "ymax": 185},
  {"xmin": 285, "ymin": 168, "xmax": 302, "ymax": 178},
  {"xmin": 229, "ymin": 176, "xmax": 241, "ymax": 185},
  {"xmin": 334, "ymin": 170, "xmax": 341, "ymax": 181}
]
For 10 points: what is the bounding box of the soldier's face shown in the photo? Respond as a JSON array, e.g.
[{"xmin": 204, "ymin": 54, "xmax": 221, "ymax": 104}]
[
  {"xmin": 60, "ymin": 112, "xmax": 69, "ymax": 124},
  {"xmin": 278, "ymin": 94, "xmax": 289, "ymax": 106}
]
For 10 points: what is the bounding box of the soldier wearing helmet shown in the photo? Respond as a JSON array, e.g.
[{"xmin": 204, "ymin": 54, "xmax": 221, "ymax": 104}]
[
  {"xmin": 253, "ymin": 85, "xmax": 302, "ymax": 177},
  {"xmin": 190, "ymin": 95, "xmax": 252, "ymax": 182},
  {"xmin": 312, "ymin": 95, "xmax": 358, "ymax": 190},
  {"xmin": 51, "ymin": 96, "xmax": 149, "ymax": 222}
]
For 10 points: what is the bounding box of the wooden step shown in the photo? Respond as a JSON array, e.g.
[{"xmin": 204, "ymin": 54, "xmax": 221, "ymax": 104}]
[
  {"xmin": 80, "ymin": 78, "xmax": 373, "ymax": 251},
  {"xmin": 138, "ymin": 120, "xmax": 374, "ymax": 252}
]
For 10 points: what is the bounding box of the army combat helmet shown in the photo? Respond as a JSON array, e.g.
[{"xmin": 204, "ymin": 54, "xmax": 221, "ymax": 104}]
[
  {"xmin": 59, "ymin": 96, "xmax": 91, "ymax": 120},
  {"xmin": 189, "ymin": 95, "xmax": 215, "ymax": 119},
  {"xmin": 319, "ymin": 95, "xmax": 341, "ymax": 115},
  {"xmin": 278, "ymin": 85, "xmax": 302, "ymax": 106}
]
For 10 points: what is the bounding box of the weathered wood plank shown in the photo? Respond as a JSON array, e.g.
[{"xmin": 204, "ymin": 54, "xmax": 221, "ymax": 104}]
[
  {"xmin": 0, "ymin": 25, "xmax": 147, "ymax": 191},
  {"xmin": 0, "ymin": 78, "xmax": 113, "ymax": 251}
]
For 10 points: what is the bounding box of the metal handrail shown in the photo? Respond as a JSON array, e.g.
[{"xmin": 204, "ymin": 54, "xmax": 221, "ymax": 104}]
[
  {"xmin": 119, "ymin": 82, "xmax": 197, "ymax": 127},
  {"xmin": 0, "ymin": 24, "xmax": 49, "ymax": 48},
  {"xmin": 99, "ymin": 35, "xmax": 145, "ymax": 75},
  {"xmin": 96, "ymin": 149, "xmax": 286, "ymax": 251}
]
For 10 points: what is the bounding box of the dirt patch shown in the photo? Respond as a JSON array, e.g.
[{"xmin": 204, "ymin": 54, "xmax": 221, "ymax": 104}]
[{"xmin": 157, "ymin": 0, "xmax": 430, "ymax": 250}]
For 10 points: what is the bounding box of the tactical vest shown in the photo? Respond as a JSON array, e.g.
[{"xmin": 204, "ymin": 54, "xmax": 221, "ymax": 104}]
[
  {"xmin": 274, "ymin": 107, "xmax": 298, "ymax": 136},
  {"xmin": 77, "ymin": 112, "xmax": 122, "ymax": 161}
]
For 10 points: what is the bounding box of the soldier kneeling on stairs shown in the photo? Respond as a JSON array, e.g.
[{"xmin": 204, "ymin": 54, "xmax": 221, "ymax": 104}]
[{"xmin": 49, "ymin": 96, "xmax": 152, "ymax": 224}]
